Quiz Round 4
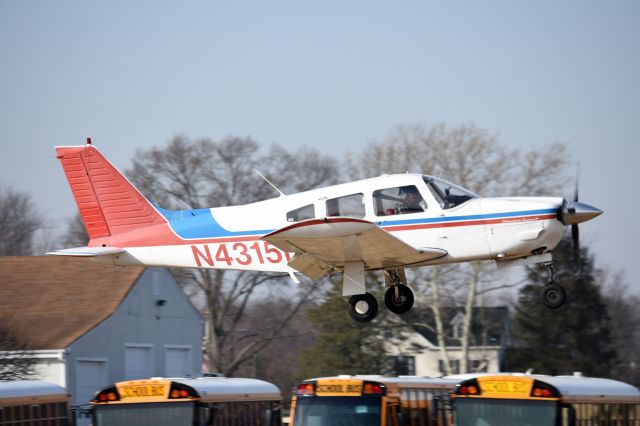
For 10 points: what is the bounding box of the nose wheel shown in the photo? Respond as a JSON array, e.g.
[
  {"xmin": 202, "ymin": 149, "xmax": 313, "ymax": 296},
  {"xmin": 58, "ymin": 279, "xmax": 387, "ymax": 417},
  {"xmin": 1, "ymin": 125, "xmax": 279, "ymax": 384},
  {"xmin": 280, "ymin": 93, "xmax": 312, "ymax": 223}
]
[
  {"xmin": 384, "ymin": 285, "xmax": 414, "ymax": 314},
  {"xmin": 348, "ymin": 293, "xmax": 378, "ymax": 322},
  {"xmin": 541, "ymin": 263, "xmax": 566, "ymax": 309}
]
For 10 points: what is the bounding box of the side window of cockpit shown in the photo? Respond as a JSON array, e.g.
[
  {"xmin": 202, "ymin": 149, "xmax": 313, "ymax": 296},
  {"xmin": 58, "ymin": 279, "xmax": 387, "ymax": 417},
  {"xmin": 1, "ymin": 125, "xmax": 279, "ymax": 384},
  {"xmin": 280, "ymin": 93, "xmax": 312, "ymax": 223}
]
[
  {"xmin": 326, "ymin": 193, "xmax": 365, "ymax": 218},
  {"xmin": 373, "ymin": 185, "xmax": 427, "ymax": 216},
  {"xmin": 287, "ymin": 204, "xmax": 315, "ymax": 222}
]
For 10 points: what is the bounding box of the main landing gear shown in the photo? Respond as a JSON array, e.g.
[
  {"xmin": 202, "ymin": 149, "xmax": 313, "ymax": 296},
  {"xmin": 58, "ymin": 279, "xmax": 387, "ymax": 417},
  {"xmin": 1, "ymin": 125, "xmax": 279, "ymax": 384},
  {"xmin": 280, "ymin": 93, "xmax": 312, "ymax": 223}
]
[
  {"xmin": 541, "ymin": 263, "xmax": 566, "ymax": 309},
  {"xmin": 346, "ymin": 268, "xmax": 415, "ymax": 323}
]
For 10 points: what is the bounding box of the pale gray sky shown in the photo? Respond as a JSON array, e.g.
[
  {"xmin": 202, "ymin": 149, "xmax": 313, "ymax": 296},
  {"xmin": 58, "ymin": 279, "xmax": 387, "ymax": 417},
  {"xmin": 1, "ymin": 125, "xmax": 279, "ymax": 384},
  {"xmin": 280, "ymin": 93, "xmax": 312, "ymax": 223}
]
[{"xmin": 1, "ymin": 1, "xmax": 638, "ymax": 292}]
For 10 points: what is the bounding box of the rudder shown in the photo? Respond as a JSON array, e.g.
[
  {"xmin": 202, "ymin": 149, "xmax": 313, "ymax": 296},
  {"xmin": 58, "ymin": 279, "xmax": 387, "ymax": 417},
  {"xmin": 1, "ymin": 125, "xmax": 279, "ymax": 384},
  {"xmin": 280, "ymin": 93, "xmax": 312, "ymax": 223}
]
[{"xmin": 55, "ymin": 140, "xmax": 166, "ymax": 240}]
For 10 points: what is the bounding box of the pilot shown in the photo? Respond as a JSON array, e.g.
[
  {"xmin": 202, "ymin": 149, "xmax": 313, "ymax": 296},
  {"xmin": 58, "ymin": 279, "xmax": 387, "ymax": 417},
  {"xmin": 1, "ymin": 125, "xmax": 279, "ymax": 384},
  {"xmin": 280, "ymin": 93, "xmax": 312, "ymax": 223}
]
[{"xmin": 399, "ymin": 186, "xmax": 425, "ymax": 213}]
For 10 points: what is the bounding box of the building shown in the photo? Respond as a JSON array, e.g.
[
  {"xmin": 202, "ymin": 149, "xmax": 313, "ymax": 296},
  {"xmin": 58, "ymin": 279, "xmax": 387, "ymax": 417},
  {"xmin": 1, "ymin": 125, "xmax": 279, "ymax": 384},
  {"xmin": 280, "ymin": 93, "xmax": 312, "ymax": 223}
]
[
  {"xmin": 388, "ymin": 306, "xmax": 510, "ymax": 376},
  {"xmin": 0, "ymin": 256, "xmax": 203, "ymax": 425}
]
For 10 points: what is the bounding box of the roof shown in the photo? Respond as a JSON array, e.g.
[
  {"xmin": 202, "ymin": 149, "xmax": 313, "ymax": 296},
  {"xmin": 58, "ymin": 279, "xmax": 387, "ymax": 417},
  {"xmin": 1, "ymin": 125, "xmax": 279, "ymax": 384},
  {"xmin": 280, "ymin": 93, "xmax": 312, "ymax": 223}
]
[
  {"xmin": 304, "ymin": 375, "xmax": 460, "ymax": 389},
  {"xmin": 173, "ymin": 377, "xmax": 282, "ymax": 402},
  {"xmin": 0, "ymin": 380, "xmax": 68, "ymax": 405},
  {"xmin": 0, "ymin": 256, "xmax": 144, "ymax": 350},
  {"xmin": 447, "ymin": 373, "xmax": 640, "ymax": 402}
]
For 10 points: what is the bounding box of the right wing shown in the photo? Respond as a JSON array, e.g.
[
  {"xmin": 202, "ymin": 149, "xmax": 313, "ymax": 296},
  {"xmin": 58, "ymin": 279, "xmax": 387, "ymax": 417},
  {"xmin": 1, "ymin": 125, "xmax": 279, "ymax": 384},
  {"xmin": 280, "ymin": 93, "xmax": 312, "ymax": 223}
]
[{"xmin": 262, "ymin": 217, "xmax": 447, "ymax": 280}]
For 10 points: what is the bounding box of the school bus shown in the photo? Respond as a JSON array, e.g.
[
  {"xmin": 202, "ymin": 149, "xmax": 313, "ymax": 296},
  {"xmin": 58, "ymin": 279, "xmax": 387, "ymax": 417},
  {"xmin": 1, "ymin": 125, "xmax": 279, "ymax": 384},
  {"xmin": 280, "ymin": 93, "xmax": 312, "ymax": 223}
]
[
  {"xmin": 290, "ymin": 375, "xmax": 460, "ymax": 426},
  {"xmin": 450, "ymin": 373, "xmax": 640, "ymax": 425},
  {"xmin": 91, "ymin": 376, "xmax": 282, "ymax": 426},
  {"xmin": 0, "ymin": 380, "xmax": 71, "ymax": 425}
]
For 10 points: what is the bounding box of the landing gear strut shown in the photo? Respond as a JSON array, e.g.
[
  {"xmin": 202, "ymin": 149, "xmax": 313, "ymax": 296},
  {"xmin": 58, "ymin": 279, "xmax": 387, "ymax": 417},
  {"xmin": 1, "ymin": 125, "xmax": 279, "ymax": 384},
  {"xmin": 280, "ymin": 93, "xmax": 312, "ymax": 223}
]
[
  {"xmin": 384, "ymin": 268, "xmax": 414, "ymax": 315},
  {"xmin": 541, "ymin": 263, "xmax": 566, "ymax": 309}
]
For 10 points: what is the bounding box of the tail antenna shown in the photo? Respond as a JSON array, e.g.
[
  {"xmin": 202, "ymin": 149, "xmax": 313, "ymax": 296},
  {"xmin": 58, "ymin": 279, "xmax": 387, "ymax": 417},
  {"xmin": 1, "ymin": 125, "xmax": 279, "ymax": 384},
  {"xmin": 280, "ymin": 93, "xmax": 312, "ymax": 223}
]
[{"xmin": 254, "ymin": 169, "xmax": 286, "ymax": 197}]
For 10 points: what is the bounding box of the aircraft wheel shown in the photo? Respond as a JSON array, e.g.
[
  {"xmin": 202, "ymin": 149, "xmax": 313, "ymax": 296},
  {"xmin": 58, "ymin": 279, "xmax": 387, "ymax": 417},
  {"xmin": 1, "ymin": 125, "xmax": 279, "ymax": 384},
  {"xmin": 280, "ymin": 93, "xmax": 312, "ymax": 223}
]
[
  {"xmin": 348, "ymin": 293, "xmax": 378, "ymax": 323},
  {"xmin": 541, "ymin": 283, "xmax": 566, "ymax": 309},
  {"xmin": 384, "ymin": 285, "xmax": 414, "ymax": 314}
]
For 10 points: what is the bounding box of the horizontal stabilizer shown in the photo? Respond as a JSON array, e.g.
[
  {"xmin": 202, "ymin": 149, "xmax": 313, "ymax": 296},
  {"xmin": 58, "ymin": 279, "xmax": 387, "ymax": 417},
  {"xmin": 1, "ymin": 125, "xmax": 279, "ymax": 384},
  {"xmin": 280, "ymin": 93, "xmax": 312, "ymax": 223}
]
[{"xmin": 46, "ymin": 246, "xmax": 125, "ymax": 257}]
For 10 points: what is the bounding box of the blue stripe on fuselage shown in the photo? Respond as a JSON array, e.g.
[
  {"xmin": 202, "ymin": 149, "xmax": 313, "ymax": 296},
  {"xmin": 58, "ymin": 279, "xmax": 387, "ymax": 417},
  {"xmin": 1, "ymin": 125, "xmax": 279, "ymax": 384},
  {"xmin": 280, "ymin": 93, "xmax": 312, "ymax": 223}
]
[
  {"xmin": 156, "ymin": 207, "xmax": 558, "ymax": 240},
  {"xmin": 156, "ymin": 207, "xmax": 273, "ymax": 239}
]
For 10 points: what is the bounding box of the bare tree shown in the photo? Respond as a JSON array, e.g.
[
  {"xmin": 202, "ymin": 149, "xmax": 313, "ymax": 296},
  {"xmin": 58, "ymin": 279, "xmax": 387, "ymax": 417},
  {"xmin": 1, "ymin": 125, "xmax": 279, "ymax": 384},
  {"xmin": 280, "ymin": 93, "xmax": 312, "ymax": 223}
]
[
  {"xmin": 0, "ymin": 318, "xmax": 36, "ymax": 381},
  {"xmin": 0, "ymin": 187, "xmax": 44, "ymax": 255},
  {"xmin": 602, "ymin": 272, "xmax": 640, "ymax": 386},
  {"xmin": 126, "ymin": 135, "xmax": 340, "ymax": 375},
  {"xmin": 60, "ymin": 213, "xmax": 89, "ymax": 247},
  {"xmin": 347, "ymin": 122, "xmax": 572, "ymax": 374}
]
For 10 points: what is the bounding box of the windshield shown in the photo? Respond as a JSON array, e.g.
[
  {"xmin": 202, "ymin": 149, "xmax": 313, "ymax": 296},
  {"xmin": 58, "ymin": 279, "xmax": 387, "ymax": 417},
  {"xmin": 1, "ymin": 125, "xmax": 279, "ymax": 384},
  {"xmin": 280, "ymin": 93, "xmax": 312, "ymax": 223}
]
[
  {"xmin": 94, "ymin": 402, "xmax": 194, "ymax": 426},
  {"xmin": 293, "ymin": 396, "xmax": 381, "ymax": 426},
  {"xmin": 423, "ymin": 176, "xmax": 477, "ymax": 209},
  {"xmin": 454, "ymin": 399, "xmax": 557, "ymax": 426}
]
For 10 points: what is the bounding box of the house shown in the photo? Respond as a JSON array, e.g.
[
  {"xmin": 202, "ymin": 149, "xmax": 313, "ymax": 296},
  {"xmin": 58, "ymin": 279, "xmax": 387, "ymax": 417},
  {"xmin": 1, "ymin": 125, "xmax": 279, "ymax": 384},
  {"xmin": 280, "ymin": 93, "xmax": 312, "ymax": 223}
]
[
  {"xmin": 387, "ymin": 306, "xmax": 510, "ymax": 376},
  {"xmin": 0, "ymin": 256, "xmax": 203, "ymax": 425}
]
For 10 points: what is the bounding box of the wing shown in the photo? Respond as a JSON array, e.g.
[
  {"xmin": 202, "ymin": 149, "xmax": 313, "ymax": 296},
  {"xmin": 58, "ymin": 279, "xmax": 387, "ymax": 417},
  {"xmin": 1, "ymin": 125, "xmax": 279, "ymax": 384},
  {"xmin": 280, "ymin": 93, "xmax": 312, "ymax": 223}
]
[
  {"xmin": 262, "ymin": 217, "xmax": 447, "ymax": 280},
  {"xmin": 47, "ymin": 246, "xmax": 125, "ymax": 257}
]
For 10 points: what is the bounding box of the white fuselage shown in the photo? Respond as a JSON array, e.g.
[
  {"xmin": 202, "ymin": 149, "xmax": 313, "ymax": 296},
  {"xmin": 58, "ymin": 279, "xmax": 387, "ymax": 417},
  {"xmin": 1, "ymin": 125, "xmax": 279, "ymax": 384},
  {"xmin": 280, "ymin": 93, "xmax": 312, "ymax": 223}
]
[{"xmin": 109, "ymin": 174, "xmax": 566, "ymax": 273}]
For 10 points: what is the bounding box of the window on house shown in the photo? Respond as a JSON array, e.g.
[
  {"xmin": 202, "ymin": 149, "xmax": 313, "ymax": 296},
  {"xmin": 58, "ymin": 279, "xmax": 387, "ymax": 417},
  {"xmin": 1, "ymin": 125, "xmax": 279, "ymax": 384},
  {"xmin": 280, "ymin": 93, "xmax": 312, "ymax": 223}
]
[
  {"xmin": 394, "ymin": 355, "xmax": 416, "ymax": 375},
  {"xmin": 470, "ymin": 359, "xmax": 489, "ymax": 372},
  {"xmin": 451, "ymin": 312, "xmax": 465, "ymax": 339},
  {"xmin": 287, "ymin": 204, "xmax": 315, "ymax": 222},
  {"xmin": 439, "ymin": 359, "xmax": 460, "ymax": 375},
  {"xmin": 326, "ymin": 193, "xmax": 365, "ymax": 218}
]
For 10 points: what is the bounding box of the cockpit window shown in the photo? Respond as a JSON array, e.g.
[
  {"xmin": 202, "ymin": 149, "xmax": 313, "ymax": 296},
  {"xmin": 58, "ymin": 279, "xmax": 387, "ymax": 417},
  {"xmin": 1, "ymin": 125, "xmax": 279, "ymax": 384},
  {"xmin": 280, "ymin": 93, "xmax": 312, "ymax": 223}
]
[
  {"xmin": 373, "ymin": 185, "xmax": 427, "ymax": 216},
  {"xmin": 423, "ymin": 176, "xmax": 477, "ymax": 209}
]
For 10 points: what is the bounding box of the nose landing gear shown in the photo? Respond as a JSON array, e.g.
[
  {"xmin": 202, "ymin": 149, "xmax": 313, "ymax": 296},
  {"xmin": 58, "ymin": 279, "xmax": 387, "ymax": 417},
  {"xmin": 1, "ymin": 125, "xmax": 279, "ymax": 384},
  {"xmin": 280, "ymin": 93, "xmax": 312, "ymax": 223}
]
[{"xmin": 541, "ymin": 263, "xmax": 566, "ymax": 309}]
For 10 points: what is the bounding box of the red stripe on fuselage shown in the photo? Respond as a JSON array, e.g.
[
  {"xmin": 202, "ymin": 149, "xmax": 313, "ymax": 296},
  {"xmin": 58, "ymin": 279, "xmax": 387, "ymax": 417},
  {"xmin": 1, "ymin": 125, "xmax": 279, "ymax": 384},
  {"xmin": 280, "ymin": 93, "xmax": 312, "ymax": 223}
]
[
  {"xmin": 382, "ymin": 214, "xmax": 557, "ymax": 232},
  {"xmin": 89, "ymin": 214, "xmax": 557, "ymax": 248}
]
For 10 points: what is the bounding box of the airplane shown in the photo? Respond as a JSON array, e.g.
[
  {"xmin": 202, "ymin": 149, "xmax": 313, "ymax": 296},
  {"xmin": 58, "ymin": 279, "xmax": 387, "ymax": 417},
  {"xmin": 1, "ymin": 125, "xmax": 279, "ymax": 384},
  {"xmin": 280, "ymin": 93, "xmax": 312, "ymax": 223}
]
[{"xmin": 49, "ymin": 139, "xmax": 602, "ymax": 322}]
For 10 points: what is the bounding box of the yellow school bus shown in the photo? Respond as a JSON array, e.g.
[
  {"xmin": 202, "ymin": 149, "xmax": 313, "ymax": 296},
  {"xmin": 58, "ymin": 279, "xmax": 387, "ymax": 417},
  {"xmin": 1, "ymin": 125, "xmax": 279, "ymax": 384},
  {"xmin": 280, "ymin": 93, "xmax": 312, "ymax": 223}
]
[
  {"xmin": 290, "ymin": 375, "xmax": 459, "ymax": 426},
  {"xmin": 449, "ymin": 373, "xmax": 640, "ymax": 425},
  {"xmin": 0, "ymin": 380, "xmax": 71, "ymax": 425},
  {"xmin": 91, "ymin": 376, "xmax": 282, "ymax": 426}
]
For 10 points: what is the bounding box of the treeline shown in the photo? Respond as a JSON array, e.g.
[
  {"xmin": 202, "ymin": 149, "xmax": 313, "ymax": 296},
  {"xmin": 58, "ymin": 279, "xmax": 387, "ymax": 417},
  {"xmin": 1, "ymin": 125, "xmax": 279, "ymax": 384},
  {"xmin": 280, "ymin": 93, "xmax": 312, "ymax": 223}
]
[{"xmin": 1, "ymin": 123, "xmax": 638, "ymax": 391}]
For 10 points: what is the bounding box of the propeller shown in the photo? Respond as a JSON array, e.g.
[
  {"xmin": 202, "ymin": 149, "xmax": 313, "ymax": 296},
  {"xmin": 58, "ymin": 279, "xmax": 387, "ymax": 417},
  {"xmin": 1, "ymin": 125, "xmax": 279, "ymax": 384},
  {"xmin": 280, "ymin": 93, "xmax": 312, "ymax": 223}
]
[{"xmin": 557, "ymin": 180, "xmax": 602, "ymax": 277}]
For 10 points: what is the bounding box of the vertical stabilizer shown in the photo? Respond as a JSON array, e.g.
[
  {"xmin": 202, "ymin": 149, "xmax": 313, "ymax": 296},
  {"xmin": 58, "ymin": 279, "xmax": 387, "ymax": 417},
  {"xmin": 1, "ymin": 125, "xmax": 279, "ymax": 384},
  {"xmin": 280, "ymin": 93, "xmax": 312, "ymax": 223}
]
[{"xmin": 55, "ymin": 141, "xmax": 166, "ymax": 240}]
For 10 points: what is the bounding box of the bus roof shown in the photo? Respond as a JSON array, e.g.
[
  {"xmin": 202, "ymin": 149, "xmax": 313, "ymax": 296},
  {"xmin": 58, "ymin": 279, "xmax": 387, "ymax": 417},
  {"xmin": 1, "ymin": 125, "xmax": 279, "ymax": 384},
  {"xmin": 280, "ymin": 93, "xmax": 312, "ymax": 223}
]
[
  {"xmin": 172, "ymin": 377, "xmax": 282, "ymax": 402},
  {"xmin": 0, "ymin": 380, "xmax": 68, "ymax": 404},
  {"xmin": 447, "ymin": 373, "xmax": 640, "ymax": 403},
  {"xmin": 305, "ymin": 375, "xmax": 460, "ymax": 389}
]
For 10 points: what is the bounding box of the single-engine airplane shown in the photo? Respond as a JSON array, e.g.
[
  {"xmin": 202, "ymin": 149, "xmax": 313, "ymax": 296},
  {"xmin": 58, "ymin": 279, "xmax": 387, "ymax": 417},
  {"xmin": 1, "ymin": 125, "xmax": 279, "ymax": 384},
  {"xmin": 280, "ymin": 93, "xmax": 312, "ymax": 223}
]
[{"xmin": 49, "ymin": 140, "xmax": 602, "ymax": 322}]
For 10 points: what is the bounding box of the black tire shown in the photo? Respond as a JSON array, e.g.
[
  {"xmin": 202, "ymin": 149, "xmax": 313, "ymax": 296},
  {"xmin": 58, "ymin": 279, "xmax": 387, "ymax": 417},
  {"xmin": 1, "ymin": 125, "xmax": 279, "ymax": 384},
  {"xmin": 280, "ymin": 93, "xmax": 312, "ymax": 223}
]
[
  {"xmin": 541, "ymin": 283, "xmax": 566, "ymax": 309},
  {"xmin": 384, "ymin": 285, "xmax": 414, "ymax": 314},
  {"xmin": 348, "ymin": 293, "xmax": 379, "ymax": 322}
]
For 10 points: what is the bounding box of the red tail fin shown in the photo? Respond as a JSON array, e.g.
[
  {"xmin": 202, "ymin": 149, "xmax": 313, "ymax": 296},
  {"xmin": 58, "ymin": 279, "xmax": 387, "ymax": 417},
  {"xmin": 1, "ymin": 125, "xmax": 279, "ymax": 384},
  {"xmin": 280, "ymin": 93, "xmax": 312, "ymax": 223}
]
[{"xmin": 55, "ymin": 142, "xmax": 166, "ymax": 240}]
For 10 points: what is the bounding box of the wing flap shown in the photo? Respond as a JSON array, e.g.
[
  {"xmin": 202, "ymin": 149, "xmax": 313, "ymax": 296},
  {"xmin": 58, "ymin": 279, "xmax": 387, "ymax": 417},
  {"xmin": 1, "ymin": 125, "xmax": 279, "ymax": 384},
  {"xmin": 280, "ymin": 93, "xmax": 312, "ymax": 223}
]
[{"xmin": 263, "ymin": 217, "xmax": 447, "ymax": 276}]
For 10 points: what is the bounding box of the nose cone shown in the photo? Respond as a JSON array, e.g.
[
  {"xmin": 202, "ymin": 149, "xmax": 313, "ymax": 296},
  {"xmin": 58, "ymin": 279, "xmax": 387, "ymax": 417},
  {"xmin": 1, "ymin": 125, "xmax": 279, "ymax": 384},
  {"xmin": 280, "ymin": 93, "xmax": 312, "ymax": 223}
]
[{"xmin": 560, "ymin": 201, "xmax": 603, "ymax": 225}]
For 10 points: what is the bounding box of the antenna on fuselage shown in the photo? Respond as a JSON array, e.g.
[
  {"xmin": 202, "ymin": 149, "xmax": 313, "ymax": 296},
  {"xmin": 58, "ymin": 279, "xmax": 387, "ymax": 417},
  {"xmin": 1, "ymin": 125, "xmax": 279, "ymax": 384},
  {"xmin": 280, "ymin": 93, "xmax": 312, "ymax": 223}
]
[{"xmin": 253, "ymin": 169, "xmax": 286, "ymax": 197}]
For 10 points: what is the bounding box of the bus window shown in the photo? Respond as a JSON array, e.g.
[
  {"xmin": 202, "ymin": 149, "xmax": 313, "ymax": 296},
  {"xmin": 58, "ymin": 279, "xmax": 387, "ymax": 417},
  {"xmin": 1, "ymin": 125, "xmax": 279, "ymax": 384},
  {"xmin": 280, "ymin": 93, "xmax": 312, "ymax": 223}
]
[{"xmin": 454, "ymin": 398, "xmax": 557, "ymax": 426}]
